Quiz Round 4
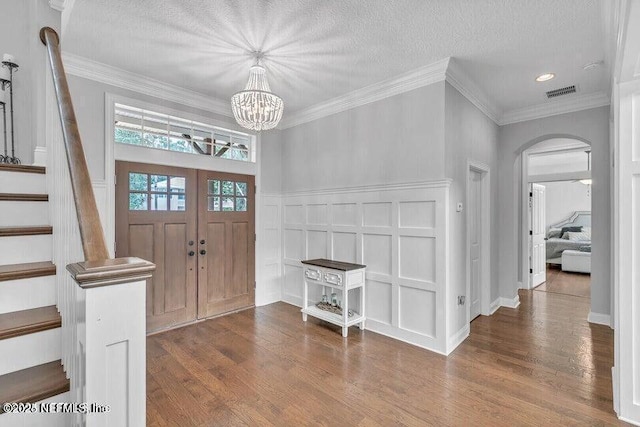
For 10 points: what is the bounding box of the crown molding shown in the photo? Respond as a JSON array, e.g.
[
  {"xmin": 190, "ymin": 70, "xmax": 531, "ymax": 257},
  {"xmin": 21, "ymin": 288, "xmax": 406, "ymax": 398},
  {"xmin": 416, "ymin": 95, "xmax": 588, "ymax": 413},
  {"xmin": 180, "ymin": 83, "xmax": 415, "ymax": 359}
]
[
  {"xmin": 62, "ymin": 51, "xmax": 611, "ymax": 131},
  {"xmin": 61, "ymin": 52, "xmax": 233, "ymax": 118},
  {"xmin": 279, "ymin": 58, "xmax": 451, "ymax": 129},
  {"xmin": 445, "ymin": 58, "xmax": 501, "ymax": 124},
  {"xmin": 499, "ymin": 91, "xmax": 611, "ymax": 126},
  {"xmin": 279, "ymin": 56, "xmax": 503, "ymax": 129}
]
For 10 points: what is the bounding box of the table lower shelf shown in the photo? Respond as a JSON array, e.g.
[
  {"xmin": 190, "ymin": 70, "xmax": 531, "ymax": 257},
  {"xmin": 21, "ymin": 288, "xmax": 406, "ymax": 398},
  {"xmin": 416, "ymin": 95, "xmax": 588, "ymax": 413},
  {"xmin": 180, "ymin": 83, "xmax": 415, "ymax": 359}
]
[{"xmin": 301, "ymin": 306, "xmax": 365, "ymax": 329}]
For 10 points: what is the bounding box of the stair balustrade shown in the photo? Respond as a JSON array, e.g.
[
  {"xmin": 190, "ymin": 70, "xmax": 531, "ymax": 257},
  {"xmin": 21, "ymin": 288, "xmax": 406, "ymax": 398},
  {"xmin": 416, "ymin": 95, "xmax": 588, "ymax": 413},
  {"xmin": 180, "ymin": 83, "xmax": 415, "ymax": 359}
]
[{"xmin": 40, "ymin": 27, "xmax": 154, "ymax": 427}]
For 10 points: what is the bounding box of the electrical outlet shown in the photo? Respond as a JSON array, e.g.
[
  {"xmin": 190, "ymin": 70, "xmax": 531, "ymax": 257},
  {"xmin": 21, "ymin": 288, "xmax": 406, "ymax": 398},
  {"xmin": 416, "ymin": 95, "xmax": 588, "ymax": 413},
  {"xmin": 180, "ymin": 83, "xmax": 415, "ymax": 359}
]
[
  {"xmin": 456, "ymin": 202, "xmax": 463, "ymax": 212},
  {"xmin": 457, "ymin": 295, "xmax": 466, "ymax": 305}
]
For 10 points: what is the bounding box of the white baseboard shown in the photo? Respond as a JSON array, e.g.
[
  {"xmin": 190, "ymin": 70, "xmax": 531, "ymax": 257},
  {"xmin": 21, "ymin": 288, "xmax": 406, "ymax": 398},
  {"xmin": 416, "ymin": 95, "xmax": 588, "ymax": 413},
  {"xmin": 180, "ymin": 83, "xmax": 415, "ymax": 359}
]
[
  {"xmin": 588, "ymin": 312, "xmax": 612, "ymax": 328},
  {"xmin": 619, "ymin": 416, "xmax": 640, "ymax": 426},
  {"xmin": 282, "ymin": 294, "xmax": 447, "ymax": 355},
  {"xmin": 282, "ymin": 294, "xmax": 303, "ymax": 308},
  {"xmin": 446, "ymin": 324, "xmax": 470, "ymax": 354},
  {"xmin": 255, "ymin": 290, "xmax": 282, "ymax": 307},
  {"xmin": 489, "ymin": 298, "xmax": 501, "ymax": 314},
  {"xmin": 365, "ymin": 319, "xmax": 445, "ymax": 356},
  {"xmin": 499, "ymin": 295, "xmax": 520, "ymax": 309}
]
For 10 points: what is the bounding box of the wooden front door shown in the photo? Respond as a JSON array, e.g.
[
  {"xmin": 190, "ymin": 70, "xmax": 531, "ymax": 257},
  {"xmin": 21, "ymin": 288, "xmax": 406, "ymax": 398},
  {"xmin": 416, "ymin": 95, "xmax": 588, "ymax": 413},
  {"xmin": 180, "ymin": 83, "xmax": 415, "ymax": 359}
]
[
  {"xmin": 115, "ymin": 161, "xmax": 198, "ymax": 332},
  {"xmin": 197, "ymin": 170, "xmax": 255, "ymax": 318},
  {"xmin": 115, "ymin": 162, "xmax": 256, "ymax": 333}
]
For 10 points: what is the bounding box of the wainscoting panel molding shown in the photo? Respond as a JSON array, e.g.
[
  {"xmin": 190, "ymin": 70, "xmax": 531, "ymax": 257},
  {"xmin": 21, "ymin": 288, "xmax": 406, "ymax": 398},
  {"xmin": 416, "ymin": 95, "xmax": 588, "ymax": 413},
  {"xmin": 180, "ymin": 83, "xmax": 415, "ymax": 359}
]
[
  {"xmin": 281, "ymin": 181, "xmax": 450, "ymax": 354},
  {"xmin": 256, "ymin": 194, "xmax": 283, "ymax": 306}
]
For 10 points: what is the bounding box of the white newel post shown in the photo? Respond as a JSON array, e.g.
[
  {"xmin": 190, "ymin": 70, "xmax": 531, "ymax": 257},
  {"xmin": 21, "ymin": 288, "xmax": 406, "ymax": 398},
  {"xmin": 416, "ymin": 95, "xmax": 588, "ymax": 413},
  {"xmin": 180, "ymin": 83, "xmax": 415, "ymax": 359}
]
[{"xmin": 67, "ymin": 257, "xmax": 155, "ymax": 427}]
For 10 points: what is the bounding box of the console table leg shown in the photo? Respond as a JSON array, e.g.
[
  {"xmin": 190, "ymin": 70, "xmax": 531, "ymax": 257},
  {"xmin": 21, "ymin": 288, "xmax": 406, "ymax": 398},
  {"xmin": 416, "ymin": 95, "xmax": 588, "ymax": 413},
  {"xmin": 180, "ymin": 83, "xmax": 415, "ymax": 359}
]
[
  {"xmin": 302, "ymin": 312, "xmax": 307, "ymax": 322},
  {"xmin": 359, "ymin": 321, "xmax": 365, "ymax": 330},
  {"xmin": 342, "ymin": 326, "xmax": 348, "ymax": 337}
]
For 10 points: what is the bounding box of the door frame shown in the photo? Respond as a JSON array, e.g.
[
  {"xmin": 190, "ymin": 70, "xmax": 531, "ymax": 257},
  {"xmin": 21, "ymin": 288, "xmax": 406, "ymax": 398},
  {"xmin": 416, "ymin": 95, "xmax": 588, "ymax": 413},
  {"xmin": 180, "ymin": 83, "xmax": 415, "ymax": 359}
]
[
  {"xmin": 466, "ymin": 160, "xmax": 491, "ymax": 322},
  {"xmin": 520, "ymin": 148, "xmax": 594, "ymax": 290},
  {"xmin": 103, "ymin": 92, "xmax": 259, "ymax": 255},
  {"xmin": 528, "ymin": 182, "xmax": 547, "ymax": 288},
  {"xmin": 102, "ymin": 93, "xmax": 274, "ymax": 307}
]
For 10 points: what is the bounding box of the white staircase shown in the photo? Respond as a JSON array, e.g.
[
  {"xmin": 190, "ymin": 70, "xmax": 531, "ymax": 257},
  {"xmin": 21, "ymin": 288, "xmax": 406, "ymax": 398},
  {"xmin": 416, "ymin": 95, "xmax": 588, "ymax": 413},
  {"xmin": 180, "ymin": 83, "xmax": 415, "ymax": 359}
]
[{"xmin": 0, "ymin": 164, "xmax": 70, "ymax": 427}]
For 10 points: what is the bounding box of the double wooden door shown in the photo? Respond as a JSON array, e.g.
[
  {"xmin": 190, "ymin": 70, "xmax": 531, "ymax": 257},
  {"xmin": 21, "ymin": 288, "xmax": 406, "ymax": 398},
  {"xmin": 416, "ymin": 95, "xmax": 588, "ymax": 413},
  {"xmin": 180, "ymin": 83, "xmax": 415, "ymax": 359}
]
[{"xmin": 115, "ymin": 161, "xmax": 255, "ymax": 333}]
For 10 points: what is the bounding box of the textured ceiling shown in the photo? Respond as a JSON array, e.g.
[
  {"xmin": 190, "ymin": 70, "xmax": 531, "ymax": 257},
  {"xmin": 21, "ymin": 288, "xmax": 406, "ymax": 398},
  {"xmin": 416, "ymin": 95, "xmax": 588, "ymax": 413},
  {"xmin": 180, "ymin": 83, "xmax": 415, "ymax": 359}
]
[{"xmin": 64, "ymin": 0, "xmax": 610, "ymax": 116}]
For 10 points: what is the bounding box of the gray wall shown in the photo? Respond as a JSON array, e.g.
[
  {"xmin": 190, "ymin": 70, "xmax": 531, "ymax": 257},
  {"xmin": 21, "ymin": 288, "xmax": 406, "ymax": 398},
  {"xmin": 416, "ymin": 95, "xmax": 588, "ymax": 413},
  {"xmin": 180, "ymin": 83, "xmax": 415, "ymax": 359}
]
[
  {"xmin": 444, "ymin": 82, "xmax": 500, "ymax": 333},
  {"xmin": 259, "ymin": 129, "xmax": 282, "ymax": 193},
  {"xmin": 279, "ymin": 82, "xmax": 446, "ymax": 192},
  {"xmin": 541, "ymin": 181, "xmax": 591, "ymax": 228},
  {"xmin": 0, "ymin": 0, "xmax": 59, "ymax": 164},
  {"xmin": 277, "ymin": 81, "xmax": 499, "ymax": 337},
  {"xmin": 498, "ymin": 106, "xmax": 611, "ymax": 316}
]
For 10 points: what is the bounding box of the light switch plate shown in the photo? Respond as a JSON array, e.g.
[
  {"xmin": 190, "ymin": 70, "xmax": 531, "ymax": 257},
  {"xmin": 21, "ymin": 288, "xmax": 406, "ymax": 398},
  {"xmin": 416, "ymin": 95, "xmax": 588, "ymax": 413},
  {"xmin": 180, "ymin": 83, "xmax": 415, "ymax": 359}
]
[{"xmin": 456, "ymin": 202, "xmax": 463, "ymax": 212}]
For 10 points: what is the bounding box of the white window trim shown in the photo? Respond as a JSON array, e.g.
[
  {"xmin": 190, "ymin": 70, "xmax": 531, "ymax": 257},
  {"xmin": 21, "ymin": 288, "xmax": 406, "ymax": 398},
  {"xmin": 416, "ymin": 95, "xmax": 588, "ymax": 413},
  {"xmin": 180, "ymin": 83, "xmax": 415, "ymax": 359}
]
[
  {"xmin": 114, "ymin": 103, "xmax": 254, "ymax": 162},
  {"xmin": 103, "ymin": 92, "xmax": 263, "ymax": 253}
]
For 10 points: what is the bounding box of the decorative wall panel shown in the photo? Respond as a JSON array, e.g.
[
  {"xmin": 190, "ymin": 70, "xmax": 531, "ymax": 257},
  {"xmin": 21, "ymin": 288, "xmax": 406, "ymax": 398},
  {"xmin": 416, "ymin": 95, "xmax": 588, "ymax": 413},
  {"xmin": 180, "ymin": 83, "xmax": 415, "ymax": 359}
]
[
  {"xmin": 362, "ymin": 202, "xmax": 392, "ymax": 227},
  {"xmin": 399, "ymin": 201, "xmax": 436, "ymax": 228},
  {"xmin": 281, "ymin": 181, "xmax": 449, "ymax": 353}
]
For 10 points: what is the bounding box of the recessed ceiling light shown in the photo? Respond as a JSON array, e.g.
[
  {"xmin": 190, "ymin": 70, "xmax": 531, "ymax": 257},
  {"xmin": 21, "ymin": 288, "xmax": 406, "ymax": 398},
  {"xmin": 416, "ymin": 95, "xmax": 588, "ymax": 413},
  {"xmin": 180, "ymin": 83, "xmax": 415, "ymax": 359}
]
[{"xmin": 535, "ymin": 73, "xmax": 555, "ymax": 82}]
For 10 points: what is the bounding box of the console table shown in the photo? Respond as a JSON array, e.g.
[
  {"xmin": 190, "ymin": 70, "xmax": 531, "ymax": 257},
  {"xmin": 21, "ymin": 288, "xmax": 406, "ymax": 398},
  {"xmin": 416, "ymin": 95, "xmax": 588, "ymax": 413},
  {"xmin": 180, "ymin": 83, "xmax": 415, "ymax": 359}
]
[{"xmin": 300, "ymin": 258, "xmax": 366, "ymax": 337}]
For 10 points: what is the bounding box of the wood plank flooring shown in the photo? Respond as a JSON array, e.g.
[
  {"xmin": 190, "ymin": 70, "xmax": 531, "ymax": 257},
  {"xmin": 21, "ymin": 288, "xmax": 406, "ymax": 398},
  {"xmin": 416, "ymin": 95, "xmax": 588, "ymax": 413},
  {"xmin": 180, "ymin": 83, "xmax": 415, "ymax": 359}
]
[
  {"xmin": 536, "ymin": 264, "xmax": 591, "ymax": 298},
  {"xmin": 147, "ymin": 289, "xmax": 623, "ymax": 426}
]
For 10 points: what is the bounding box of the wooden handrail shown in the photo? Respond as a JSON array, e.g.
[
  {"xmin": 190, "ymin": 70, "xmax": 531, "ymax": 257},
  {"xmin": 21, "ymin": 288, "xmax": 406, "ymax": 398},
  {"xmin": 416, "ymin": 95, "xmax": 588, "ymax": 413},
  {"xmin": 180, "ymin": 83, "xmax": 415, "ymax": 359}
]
[{"xmin": 40, "ymin": 27, "xmax": 110, "ymax": 262}]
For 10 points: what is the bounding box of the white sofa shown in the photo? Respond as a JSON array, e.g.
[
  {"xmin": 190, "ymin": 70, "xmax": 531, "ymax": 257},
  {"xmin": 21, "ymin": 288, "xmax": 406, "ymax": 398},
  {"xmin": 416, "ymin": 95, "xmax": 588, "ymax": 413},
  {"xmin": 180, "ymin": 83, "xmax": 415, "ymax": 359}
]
[{"xmin": 561, "ymin": 250, "xmax": 591, "ymax": 274}]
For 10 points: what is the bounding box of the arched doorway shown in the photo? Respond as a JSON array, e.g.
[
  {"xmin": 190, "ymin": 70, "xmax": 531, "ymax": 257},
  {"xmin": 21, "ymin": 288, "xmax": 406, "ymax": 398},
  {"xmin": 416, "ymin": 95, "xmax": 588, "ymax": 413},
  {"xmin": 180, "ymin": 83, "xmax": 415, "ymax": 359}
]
[
  {"xmin": 505, "ymin": 132, "xmax": 611, "ymax": 325},
  {"xmin": 517, "ymin": 137, "xmax": 593, "ymax": 301}
]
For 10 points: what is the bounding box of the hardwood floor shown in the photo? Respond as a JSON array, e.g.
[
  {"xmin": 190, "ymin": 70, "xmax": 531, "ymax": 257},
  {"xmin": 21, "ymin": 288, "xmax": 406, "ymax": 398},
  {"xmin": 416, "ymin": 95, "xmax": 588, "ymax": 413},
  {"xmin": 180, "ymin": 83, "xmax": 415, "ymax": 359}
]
[
  {"xmin": 536, "ymin": 264, "xmax": 590, "ymax": 298},
  {"xmin": 147, "ymin": 290, "xmax": 622, "ymax": 426}
]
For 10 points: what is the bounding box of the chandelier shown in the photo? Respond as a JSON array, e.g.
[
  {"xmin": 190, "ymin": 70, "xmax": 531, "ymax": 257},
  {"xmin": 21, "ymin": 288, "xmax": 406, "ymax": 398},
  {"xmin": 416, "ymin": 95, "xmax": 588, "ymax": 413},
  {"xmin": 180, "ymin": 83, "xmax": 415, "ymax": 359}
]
[{"xmin": 231, "ymin": 55, "xmax": 283, "ymax": 131}]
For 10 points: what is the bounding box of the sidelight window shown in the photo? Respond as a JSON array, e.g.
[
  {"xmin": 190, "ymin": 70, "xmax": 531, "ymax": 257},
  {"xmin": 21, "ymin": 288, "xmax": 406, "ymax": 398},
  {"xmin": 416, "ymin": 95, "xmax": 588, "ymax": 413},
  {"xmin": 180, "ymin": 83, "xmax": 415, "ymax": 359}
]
[{"xmin": 128, "ymin": 172, "xmax": 186, "ymax": 211}]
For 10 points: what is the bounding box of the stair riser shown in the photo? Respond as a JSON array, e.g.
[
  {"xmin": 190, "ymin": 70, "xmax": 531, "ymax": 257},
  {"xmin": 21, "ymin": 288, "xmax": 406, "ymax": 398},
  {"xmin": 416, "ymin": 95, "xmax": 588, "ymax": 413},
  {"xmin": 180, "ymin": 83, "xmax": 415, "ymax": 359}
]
[
  {"xmin": 0, "ymin": 235, "xmax": 52, "ymax": 265},
  {"xmin": 0, "ymin": 201, "xmax": 49, "ymax": 227},
  {"xmin": 0, "ymin": 276, "xmax": 56, "ymax": 314},
  {"xmin": 0, "ymin": 171, "xmax": 46, "ymax": 194},
  {"xmin": 0, "ymin": 328, "xmax": 61, "ymax": 376},
  {"xmin": 0, "ymin": 391, "xmax": 70, "ymax": 427}
]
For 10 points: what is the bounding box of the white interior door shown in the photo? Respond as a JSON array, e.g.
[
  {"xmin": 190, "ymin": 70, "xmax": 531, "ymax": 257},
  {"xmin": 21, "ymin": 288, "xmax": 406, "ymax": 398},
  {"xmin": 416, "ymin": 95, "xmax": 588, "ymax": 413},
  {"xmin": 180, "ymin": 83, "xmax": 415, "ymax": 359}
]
[
  {"xmin": 530, "ymin": 183, "xmax": 546, "ymax": 288},
  {"xmin": 469, "ymin": 170, "xmax": 483, "ymax": 320}
]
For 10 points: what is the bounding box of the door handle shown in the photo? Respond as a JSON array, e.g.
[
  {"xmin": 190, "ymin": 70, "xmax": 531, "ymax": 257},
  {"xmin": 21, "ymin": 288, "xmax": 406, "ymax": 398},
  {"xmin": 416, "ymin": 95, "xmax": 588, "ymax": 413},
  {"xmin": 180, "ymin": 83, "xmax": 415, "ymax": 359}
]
[
  {"xmin": 188, "ymin": 251, "xmax": 195, "ymax": 257},
  {"xmin": 200, "ymin": 249, "xmax": 207, "ymax": 255}
]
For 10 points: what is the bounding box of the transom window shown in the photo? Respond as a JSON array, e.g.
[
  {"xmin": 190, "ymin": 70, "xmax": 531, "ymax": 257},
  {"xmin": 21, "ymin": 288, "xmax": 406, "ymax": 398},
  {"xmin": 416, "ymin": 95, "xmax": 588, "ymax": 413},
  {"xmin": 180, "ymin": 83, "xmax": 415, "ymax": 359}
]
[
  {"xmin": 114, "ymin": 103, "xmax": 254, "ymax": 162},
  {"xmin": 207, "ymin": 179, "xmax": 248, "ymax": 212},
  {"xmin": 129, "ymin": 172, "xmax": 186, "ymax": 211}
]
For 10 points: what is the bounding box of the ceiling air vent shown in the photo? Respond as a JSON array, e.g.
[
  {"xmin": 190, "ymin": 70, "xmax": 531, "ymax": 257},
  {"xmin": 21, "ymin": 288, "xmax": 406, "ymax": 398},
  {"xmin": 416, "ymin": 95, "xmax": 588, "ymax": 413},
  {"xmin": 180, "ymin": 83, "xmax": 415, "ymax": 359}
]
[{"xmin": 546, "ymin": 85, "xmax": 577, "ymax": 99}]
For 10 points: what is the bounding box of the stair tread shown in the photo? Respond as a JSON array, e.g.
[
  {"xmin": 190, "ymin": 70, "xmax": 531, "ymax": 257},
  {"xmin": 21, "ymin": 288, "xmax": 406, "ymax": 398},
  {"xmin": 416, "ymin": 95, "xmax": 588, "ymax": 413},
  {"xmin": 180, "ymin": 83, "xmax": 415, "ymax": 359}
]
[
  {"xmin": 0, "ymin": 306, "xmax": 61, "ymax": 341},
  {"xmin": 0, "ymin": 261, "xmax": 56, "ymax": 282},
  {"xmin": 0, "ymin": 193, "xmax": 48, "ymax": 202},
  {"xmin": 0, "ymin": 361, "xmax": 69, "ymax": 412},
  {"xmin": 0, "ymin": 226, "xmax": 52, "ymax": 237},
  {"xmin": 0, "ymin": 164, "xmax": 46, "ymax": 174}
]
